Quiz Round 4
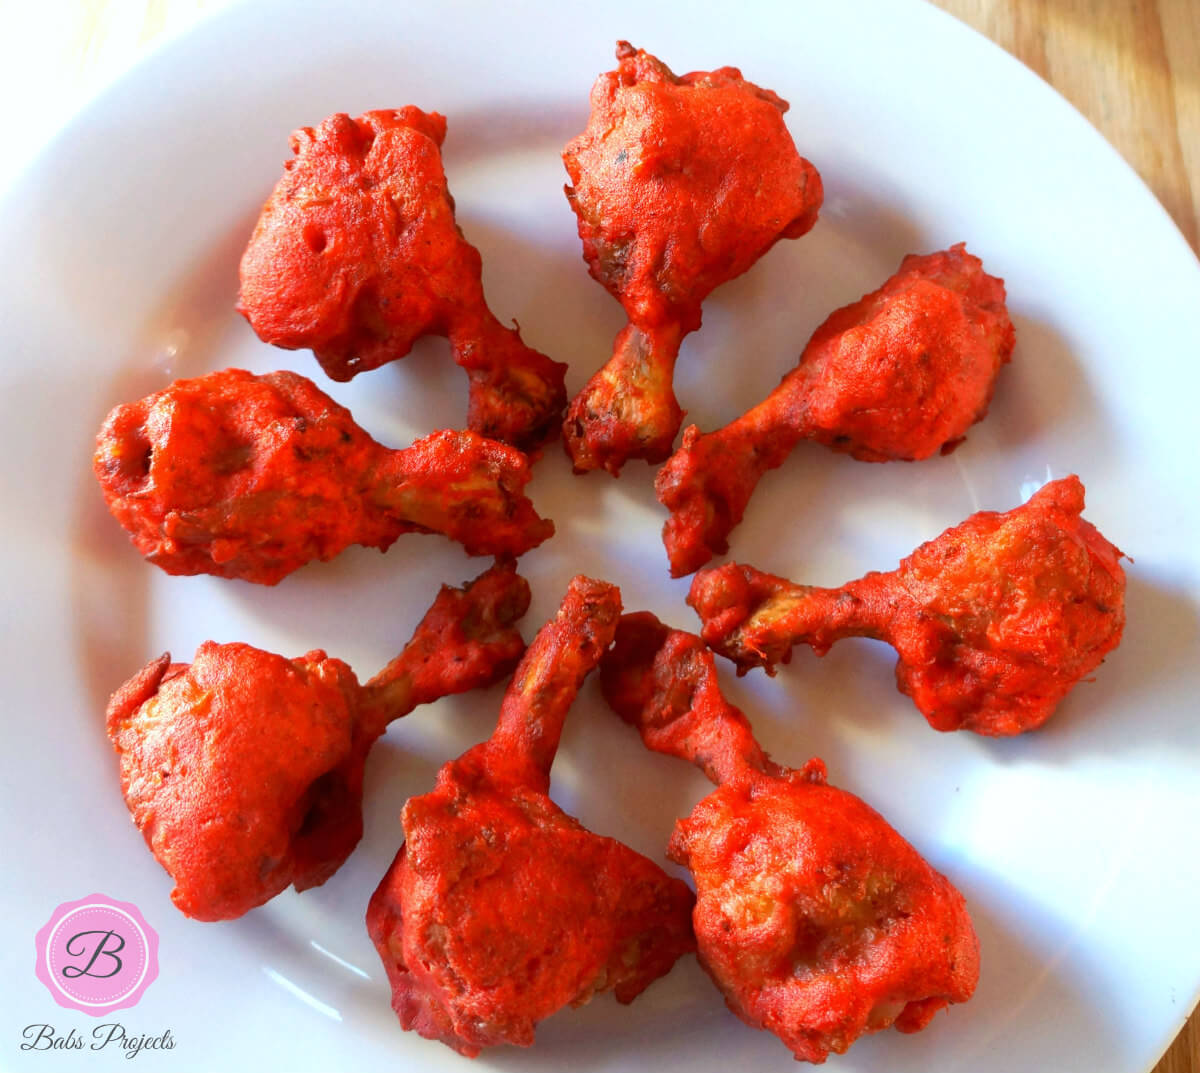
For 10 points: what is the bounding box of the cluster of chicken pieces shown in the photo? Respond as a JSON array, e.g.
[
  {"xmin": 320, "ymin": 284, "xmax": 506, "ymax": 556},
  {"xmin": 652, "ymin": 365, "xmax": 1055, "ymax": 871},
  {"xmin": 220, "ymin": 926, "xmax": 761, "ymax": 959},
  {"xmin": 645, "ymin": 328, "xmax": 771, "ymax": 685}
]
[{"xmin": 94, "ymin": 40, "xmax": 1127, "ymax": 1067}]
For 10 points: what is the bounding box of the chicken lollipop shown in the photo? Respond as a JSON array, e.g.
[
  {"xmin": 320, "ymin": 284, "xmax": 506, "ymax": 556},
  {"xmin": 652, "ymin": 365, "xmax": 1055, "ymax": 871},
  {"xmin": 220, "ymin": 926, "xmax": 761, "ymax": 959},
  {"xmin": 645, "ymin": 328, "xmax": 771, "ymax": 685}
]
[
  {"xmin": 367, "ymin": 576, "xmax": 696, "ymax": 1056},
  {"xmin": 105, "ymin": 562, "xmax": 530, "ymax": 922},
  {"xmin": 602, "ymin": 613, "xmax": 979, "ymax": 1063},
  {"xmin": 94, "ymin": 368, "xmax": 553, "ymax": 585},
  {"xmin": 238, "ymin": 107, "xmax": 567, "ymax": 451},
  {"xmin": 691, "ymin": 477, "xmax": 1125, "ymax": 736},
  {"xmin": 562, "ymin": 42, "xmax": 823, "ymax": 474},
  {"xmin": 658, "ymin": 244, "xmax": 1015, "ymax": 575}
]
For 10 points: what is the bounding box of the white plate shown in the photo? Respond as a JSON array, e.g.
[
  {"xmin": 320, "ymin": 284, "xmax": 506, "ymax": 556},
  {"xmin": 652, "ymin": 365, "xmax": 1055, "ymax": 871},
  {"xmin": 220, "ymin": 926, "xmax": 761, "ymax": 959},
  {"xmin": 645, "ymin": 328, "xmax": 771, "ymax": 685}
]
[{"xmin": 3, "ymin": 1, "xmax": 1199, "ymax": 1070}]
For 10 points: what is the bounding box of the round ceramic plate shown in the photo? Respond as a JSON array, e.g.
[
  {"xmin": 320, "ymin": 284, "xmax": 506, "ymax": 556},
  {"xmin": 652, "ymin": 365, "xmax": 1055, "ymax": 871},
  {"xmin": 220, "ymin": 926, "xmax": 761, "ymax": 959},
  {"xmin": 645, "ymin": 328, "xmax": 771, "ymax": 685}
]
[{"xmin": 2, "ymin": 1, "xmax": 1199, "ymax": 1070}]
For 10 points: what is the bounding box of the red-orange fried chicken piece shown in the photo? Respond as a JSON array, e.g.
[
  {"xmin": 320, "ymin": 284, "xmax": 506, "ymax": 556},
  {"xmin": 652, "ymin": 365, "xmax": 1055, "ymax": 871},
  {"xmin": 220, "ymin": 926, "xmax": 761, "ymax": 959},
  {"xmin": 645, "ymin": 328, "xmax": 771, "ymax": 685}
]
[
  {"xmin": 561, "ymin": 42, "xmax": 823, "ymax": 474},
  {"xmin": 691, "ymin": 477, "xmax": 1125, "ymax": 735},
  {"xmin": 105, "ymin": 563, "xmax": 530, "ymax": 922},
  {"xmin": 602, "ymin": 613, "xmax": 979, "ymax": 1063},
  {"xmin": 238, "ymin": 108, "xmax": 567, "ymax": 451},
  {"xmin": 367, "ymin": 577, "xmax": 696, "ymax": 1056},
  {"xmin": 94, "ymin": 369, "xmax": 553, "ymax": 585},
  {"xmin": 658, "ymin": 244, "xmax": 1015, "ymax": 575}
]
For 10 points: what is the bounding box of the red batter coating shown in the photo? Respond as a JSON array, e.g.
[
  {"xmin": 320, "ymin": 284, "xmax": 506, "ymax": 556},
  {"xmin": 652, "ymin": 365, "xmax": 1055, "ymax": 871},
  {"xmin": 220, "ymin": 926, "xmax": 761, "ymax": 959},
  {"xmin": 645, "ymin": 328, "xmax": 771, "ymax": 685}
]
[
  {"xmin": 658, "ymin": 245, "xmax": 1015, "ymax": 575},
  {"xmin": 690, "ymin": 477, "xmax": 1125, "ymax": 735},
  {"xmin": 238, "ymin": 108, "xmax": 567, "ymax": 451},
  {"xmin": 367, "ymin": 577, "xmax": 696, "ymax": 1056},
  {"xmin": 105, "ymin": 562, "xmax": 530, "ymax": 921},
  {"xmin": 561, "ymin": 42, "xmax": 823, "ymax": 473},
  {"xmin": 602, "ymin": 613, "xmax": 979, "ymax": 1063},
  {"xmin": 94, "ymin": 368, "xmax": 553, "ymax": 585}
]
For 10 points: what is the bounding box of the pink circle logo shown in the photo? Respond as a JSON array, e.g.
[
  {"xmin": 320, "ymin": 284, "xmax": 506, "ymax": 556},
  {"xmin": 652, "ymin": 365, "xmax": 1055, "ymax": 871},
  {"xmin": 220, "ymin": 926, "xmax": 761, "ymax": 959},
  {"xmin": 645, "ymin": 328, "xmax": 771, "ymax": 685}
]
[{"xmin": 35, "ymin": 894, "xmax": 159, "ymax": 1016}]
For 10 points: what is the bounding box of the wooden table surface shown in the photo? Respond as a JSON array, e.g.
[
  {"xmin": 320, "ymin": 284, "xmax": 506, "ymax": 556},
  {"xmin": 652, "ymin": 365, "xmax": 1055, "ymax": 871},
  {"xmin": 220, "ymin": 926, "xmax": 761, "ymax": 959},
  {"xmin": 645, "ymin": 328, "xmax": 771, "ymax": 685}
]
[{"xmin": 24, "ymin": 2, "xmax": 1200, "ymax": 1071}]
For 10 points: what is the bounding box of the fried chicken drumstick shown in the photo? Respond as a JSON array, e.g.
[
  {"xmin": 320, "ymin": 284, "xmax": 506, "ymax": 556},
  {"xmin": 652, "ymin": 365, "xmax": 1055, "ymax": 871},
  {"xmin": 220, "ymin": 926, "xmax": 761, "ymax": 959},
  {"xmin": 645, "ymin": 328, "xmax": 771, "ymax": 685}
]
[
  {"xmin": 658, "ymin": 245, "xmax": 1015, "ymax": 575},
  {"xmin": 94, "ymin": 368, "xmax": 553, "ymax": 585},
  {"xmin": 602, "ymin": 613, "xmax": 979, "ymax": 1063},
  {"xmin": 105, "ymin": 562, "xmax": 530, "ymax": 922},
  {"xmin": 691, "ymin": 477, "xmax": 1125, "ymax": 736},
  {"xmin": 238, "ymin": 108, "xmax": 567, "ymax": 451},
  {"xmin": 562, "ymin": 42, "xmax": 823, "ymax": 474},
  {"xmin": 367, "ymin": 576, "xmax": 696, "ymax": 1056}
]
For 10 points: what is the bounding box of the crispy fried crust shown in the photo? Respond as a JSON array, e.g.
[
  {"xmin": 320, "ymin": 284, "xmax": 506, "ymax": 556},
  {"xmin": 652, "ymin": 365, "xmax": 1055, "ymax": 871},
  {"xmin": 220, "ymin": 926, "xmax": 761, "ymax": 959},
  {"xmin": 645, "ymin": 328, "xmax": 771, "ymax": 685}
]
[
  {"xmin": 238, "ymin": 108, "xmax": 567, "ymax": 451},
  {"xmin": 690, "ymin": 477, "xmax": 1126, "ymax": 735},
  {"xmin": 601, "ymin": 613, "xmax": 979, "ymax": 1063},
  {"xmin": 562, "ymin": 42, "xmax": 823, "ymax": 473},
  {"xmin": 94, "ymin": 368, "xmax": 553, "ymax": 584},
  {"xmin": 105, "ymin": 563, "xmax": 530, "ymax": 921},
  {"xmin": 658, "ymin": 244, "xmax": 1015, "ymax": 575},
  {"xmin": 367, "ymin": 577, "xmax": 696, "ymax": 1056}
]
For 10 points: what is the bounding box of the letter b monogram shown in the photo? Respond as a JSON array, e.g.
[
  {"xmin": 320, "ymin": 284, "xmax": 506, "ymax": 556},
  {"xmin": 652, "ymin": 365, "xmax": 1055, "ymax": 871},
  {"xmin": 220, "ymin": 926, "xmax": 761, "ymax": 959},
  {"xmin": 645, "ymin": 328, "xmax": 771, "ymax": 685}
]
[
  {"xmin": 36, "ymin": 895, "xmax": 159, "ymax": 1015},
  {"xmin": 61, "ymin": 930, "xmax": 126, "ymax": 980}
]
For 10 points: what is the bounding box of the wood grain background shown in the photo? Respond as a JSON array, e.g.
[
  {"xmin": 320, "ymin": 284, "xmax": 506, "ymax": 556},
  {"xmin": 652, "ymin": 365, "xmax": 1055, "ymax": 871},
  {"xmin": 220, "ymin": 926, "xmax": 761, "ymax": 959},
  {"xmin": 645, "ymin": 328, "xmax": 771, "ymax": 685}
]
[
  {"xmin": 42, "ymin": 1, "xmax": 1200, "ymax": 1070},
  {"xmin": 935, "ymin": 0, "xmax": 1199, "ymax": 258}
]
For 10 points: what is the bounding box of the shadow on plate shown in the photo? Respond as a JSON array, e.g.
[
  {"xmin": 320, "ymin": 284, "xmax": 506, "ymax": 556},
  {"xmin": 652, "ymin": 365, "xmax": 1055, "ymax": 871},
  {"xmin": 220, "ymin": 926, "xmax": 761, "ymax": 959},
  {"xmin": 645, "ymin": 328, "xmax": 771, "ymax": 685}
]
[
  {"xmin": 984, "ymin": 310, "xmax": 1106, "ymax": 466},
  {"xmin": 441, "ymin": 101, "xmax": 585, "ymax": 171},
  {"xmin": 71, "ymin": 456, "xmax": 153, "ymax": 741},
  {"xmin": 843, "ymin": 861, "xmax": 1132, "ymax": 1072},
  {"xmin": 454, "ymin": 212, "xmax": 623, "ymax": 397},
  {"xmin": 70, "ymin": 213, "xmax": 262, "ymax": 719},
  {"xmin": 983, "ymin": 566, "xmax": 1200, "ymax": 763},
  {"xmin": 673, "ymin": 175, "xmax": 929, "ymax": 435}
]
